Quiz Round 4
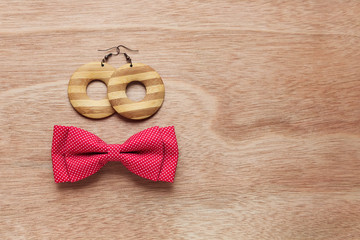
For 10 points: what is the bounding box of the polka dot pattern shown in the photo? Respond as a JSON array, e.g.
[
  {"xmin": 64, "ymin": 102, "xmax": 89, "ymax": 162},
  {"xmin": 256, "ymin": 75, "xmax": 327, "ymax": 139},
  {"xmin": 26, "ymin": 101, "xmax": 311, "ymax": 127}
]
[{"xmin": 51, "ymin": 125, "xmax": 179, "ymax": 183}]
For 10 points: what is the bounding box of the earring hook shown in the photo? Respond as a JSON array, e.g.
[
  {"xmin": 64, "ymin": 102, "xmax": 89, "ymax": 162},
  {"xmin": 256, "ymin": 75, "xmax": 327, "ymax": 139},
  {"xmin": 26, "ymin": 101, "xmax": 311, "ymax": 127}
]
[
  {"xmin": 98, "ymin": 45, "xmax": 139, "ymax": 67},
  {"xmin": 116, "ymin": 45, "xmax": 139, "ymax": 53}
]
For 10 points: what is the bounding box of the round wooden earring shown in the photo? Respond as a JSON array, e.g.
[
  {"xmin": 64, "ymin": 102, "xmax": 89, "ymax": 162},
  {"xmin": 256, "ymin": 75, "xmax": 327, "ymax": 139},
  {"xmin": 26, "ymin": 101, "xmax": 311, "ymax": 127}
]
[
  {"xmin": 107, "ymin": 63, "xmax": 165, "ymax": 120},
  {"xmin": 68, "ymin": 62, "xmax": 116, "ymax": 119}
]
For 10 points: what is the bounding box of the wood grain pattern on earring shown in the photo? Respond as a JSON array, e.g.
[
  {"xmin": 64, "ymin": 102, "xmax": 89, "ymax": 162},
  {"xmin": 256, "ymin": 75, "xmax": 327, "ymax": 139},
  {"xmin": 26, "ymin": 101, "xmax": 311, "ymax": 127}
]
[
  {"xmin": 108, "ymin": 63, "xmax": 165, "ymax": 120},
  {"xmin": 68, "ymin": 62, "xmax": 116, "ymax": 119}
]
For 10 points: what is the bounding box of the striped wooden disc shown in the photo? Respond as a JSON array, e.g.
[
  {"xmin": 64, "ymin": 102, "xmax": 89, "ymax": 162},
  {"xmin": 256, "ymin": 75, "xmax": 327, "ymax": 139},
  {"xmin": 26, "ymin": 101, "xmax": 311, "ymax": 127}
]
[
  {"xmin": 108, "ymin": 63, "xmax": 165, "ymax": 120},
  {"xmin": 68, "ymin": 62, "xmax": 116, "ymax": 119}
]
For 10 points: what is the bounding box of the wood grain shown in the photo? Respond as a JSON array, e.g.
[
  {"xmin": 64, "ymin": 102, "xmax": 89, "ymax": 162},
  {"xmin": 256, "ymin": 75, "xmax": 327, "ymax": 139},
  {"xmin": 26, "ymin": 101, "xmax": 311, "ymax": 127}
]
[{"xmin": 0, "ymin": 1, "xmax": 360, "ymax": 239}]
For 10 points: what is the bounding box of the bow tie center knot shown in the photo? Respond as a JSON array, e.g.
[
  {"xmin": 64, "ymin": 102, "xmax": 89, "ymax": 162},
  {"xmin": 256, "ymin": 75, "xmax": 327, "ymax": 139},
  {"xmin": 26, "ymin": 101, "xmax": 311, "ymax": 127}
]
[{"xmin": 106, "ymin": 144, "xmax": 122, "ymax": 161}]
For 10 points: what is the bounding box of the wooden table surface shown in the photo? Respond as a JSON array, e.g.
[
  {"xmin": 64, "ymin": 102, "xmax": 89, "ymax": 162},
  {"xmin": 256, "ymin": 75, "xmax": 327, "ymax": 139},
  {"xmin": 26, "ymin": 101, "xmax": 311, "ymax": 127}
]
[{"xmin": 1, "ymin": 1, "xmax": 360, "ymax": 239}]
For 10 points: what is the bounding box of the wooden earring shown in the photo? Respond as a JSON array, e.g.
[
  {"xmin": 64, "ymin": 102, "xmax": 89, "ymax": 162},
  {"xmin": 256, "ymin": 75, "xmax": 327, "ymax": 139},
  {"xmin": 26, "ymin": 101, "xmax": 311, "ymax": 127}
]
[
  {"xmin": 68, "ymin": 45, "xmax": 165, "ymax": 120},
  {"xmin": 68, "ymin": 62, "xmax": 116, "ymax": 119},
  {"xmin": 108, "ymin": 62, "xmax": 165, "ymax": 120}
]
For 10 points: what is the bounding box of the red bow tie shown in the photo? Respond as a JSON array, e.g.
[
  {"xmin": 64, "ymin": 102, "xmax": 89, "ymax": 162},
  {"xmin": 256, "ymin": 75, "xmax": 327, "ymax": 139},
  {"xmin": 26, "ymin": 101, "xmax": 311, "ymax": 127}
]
[{"xmin": 51, "ymin": 125, "xmax": 179, "ymax": 183}]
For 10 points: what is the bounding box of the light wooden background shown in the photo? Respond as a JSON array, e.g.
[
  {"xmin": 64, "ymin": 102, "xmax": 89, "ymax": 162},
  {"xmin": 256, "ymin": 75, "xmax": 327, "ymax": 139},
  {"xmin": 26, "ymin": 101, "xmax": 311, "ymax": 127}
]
[{"xmin": 1, "ymin": 1, "xmax": 360, "ymax": 239}]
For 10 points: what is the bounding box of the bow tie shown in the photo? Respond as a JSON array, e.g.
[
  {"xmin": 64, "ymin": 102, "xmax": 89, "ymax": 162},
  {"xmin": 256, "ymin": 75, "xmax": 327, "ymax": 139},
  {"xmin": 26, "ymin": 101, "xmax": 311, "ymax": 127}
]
[{"xmin": 51, "ymin": 125, "xmax": 179, "ymax": 183}]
